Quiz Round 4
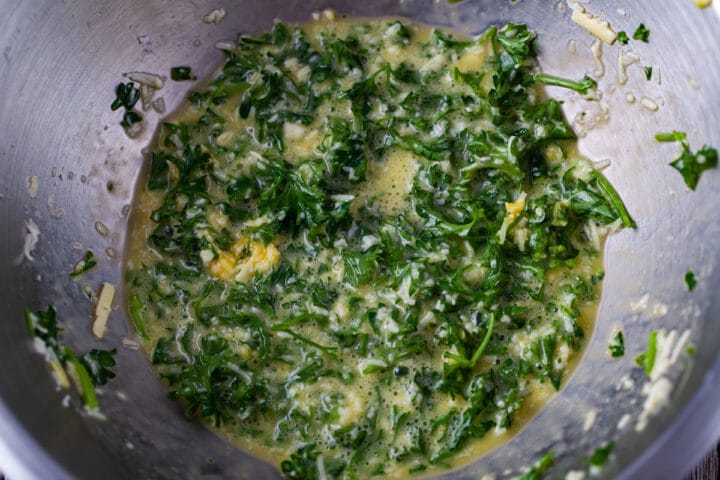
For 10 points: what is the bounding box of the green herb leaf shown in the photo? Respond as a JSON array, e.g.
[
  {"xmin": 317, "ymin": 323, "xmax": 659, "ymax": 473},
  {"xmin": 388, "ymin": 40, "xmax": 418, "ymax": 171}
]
[
  {"xmin": 64, "ymin": 347, "xmax": 99, "ymax": 410},
  {"xmin": 632, "ymin": 23, "xmax": 651, "ymax": 42},
  {"xmin": 617, "ymin": 31, "xmax": 629, "ymax": 44},
  {"xmin": 281, "ymin": 444, "xmax": 325, "ymax": 479},
  {"xmin": 685, "ymin": 270, "xmax": 697, "ymax": 291},
  {"xmin": 69, "ymin": 250, "xmax": 97, "ymax": 278},
  {"xmin": 25, "ymin": 306, "xmax": 117, "ymax": 408},
  {"xmin": 655, "ymin": 131, "xmax": 717, "ymax": 189},
  {"xmin": 25, "ymin": 305, "xmax": 61, "ymax": 352},
  {"xmin": 655, "ymin": 131, "xmax": 687, "ymax": 142},
  {"xmin": 111, "ymin": 82, "xmax": 140, "ymax": 111},
  {"xmin": 609, "ymin": 331, "xmax": 625, "ymax": 358},
  {"xmin": 171, "ymin": 66, "xmax": 196, "ymax": 81},
  {"xmin": 591, "ymin": 171, "xmax": 636, "ymax": 228},
  {"xmin": 80, "ymin": 349, "xmax": 118, "ymax": 386},
  {"xmin": 670, "ymin": 143, "xmax": 718, "ymax": 190},
  {"xmin": 635, "ymin": 331, "xmax": 658, "ymax": 377},
  {"xmin": 129, "ymin": 294, "xmax": 149, "ymax": 340},
  {"xmin": 496, "ymin": 23, "xmax": 537, "ymax": 64},
  {"xmin": 644, "ymin": 66, "xmax": 652, "ymax": 81},
  {"xmin": 157, "ymin": 331, "xmax": 269, "ymax": 426},
  {"xmin": 121, "ymin": 110, "xmax": 143, "ymax": 128},
  {"xmin": 514, "ymin": 451, "xmax": 555, "ymax": 480},
  {"xmin": 583, "ymin": 441, "xmax": 615, "ymax": 468}
]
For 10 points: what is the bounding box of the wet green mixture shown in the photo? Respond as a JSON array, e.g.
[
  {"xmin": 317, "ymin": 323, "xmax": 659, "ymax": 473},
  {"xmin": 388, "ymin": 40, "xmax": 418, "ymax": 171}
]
[{"xmin": 125, "ymin": 16, "xmax": 632, "ymax": 479}]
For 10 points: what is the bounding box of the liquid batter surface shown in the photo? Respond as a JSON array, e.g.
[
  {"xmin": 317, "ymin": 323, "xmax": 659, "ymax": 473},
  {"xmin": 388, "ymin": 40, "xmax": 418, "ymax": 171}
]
[{"xmin": 125, "ymin": 16, "xmax": 630, "ymax": 479}]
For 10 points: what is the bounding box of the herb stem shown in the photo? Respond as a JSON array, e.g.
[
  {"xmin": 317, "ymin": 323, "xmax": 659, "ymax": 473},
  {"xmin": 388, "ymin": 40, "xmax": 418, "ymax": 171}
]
[
  {"xmin": 64, "ymin": 347, "xmax": 99, "ymax": 410},
  {"xmin": 468, "ymin": 314, "xmax": 495, "ymax": 367},
  {"xmin": 592, "ymin": 172, "xmax": 636, "ymax": 228},
  {"xmin": 129, "ymin": 295, "xmax": 149, "ymax": 340},
  {"xmin": 534, "ymin": 73, "xmax": 597, "ymax": 95}
]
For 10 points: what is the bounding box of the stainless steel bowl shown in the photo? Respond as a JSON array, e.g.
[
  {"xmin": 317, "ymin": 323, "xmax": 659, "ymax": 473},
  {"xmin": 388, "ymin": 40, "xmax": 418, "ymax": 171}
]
[{"xmin": 1, "ymin": 1, "xmax": 719, "ymax": 478}]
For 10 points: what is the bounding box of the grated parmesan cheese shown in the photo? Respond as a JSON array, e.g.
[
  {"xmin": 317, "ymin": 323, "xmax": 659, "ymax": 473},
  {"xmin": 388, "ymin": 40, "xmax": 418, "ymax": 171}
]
[
  {"xmin": 640, "ymin": 97, "xmax": 659, "ymax": 112},
  {"xmin": 582, "ymin": 409, "xmax": 597, "ymax": 431},
  {"xmin": 124, "ymin": 71, "xmax": 164, "ymax": 89},
  {"xmin": 617, "ymin": 50, "xmax": 641, "ymax": 86},
  {"xmin": 203, "ymin": 8, "xmax": 226, "ymax": 25},
  {"xmin": 27, "ymin": 176, "xmax": 39, "ymax": 198},
  {"xmin": 636, "ymin": 329, "xmax": 692, "ymax": 431},
  {"xmin": 591, "ymin": 39, "xmax": 604, "ymax": 77},
  {"xmin": 569, "ymin": 3, "xmax": 618, "ymax": 44},
  {"xmin": 22, "ymin": 218, "xmax": 40, "ymax": 262},
  {"xmin": 565, "ymin": 471, "xmax": 586, "ymax": 480}
]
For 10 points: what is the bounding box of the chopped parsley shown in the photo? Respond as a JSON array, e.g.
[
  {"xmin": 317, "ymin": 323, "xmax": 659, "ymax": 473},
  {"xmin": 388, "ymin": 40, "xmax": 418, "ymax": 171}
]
[
  {"xmin": 632, "ymin": 23, "xmax": 651, "ymax": 42},
  {"xmin": 609, "ymin": 331, "xmax": 625, "ymax": 358},
  {"xmin": 170, "ymin": 65, "xmax": 196, "ymax": 81},
  {"xmin": 121, "ymin": 110, "xmax": 143, "ymax": 128},
  {"xmin": 514, "ymin": 451, "xmax": 555, "ymax": 480},
  {"xmin": 617, "ymin": 31, "xmax": 629, "ymax": 44},
  {"xmin": 534, "ymin": 73, "xmax": 598, "ymax": 96},
  {"xmin": 127, "ymin": 19, "xmax": 632, "ymax": 477},
  {"xmin": 655, "ymin": 131, "xmax": 687, "ymax": 143},
  {"xmin": 685, "ymin": 270, "xmax": 697, "ymax": 291},
  {"xmin": 644, "ymin": 66, "xmax": 653, "ymax": 81},
  {"xmin": 670, "ymin": 144, "xmax": 718, "ymax": 190},
  {"xmin": 635, "ymin": 331, "xmax": 658, "ymax": 377},
  {"xmin": 110, "ymin": 82, "xmax": 140, "ymax": 111},
  {"xmin": 583, "ymin": 441, "xmax": 615, "ymax": 468},
  {"xmin": 25, "ymin": 306, "xmax": 116, "ymax": 409},
  {"xmin": 69, "ymin": 250, "xmax": 97, "ymax": 278},
  {"xmin": 656, "ymin": 131, "xmax": 718, "ymax": 190},
  {"xmin": 111, "ymin": 81, "xmax": 144, "ymax": 134}
]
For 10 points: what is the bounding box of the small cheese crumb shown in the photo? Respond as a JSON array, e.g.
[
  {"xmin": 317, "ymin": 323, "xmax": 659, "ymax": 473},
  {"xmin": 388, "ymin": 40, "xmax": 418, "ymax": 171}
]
[
  {"xmin": 28, "ymin": 176, "xmax": 39, "ymax": 198},
  {"xmin": 139, "ymin": 84, "xmax": 155, "ymax": 111},
  {"xmin": 636, "ymin": 377, "xmax": 673, "ymax": 431},
  {"xmin": 636, "ymin": 329, "xmax": 692, "ymax": 431},
  {"xmin": 337, "ymin": 391, "xmax": 365, "ymax": 425},
  {"xmin": 686, "ymin": 75, "xmax": 701, "ymax": 90},
  {"xmin": 591, "ymin": 39, "xmax": 604, "ymax": 77},
  {"xmin": 583, "ymin": 409, "xmax": 597, "ymax": 431},
  {"xmin": 695, "ymin": 0, "xmax": 712, "ymax": 8},
  {"xmin": 630, "ymin": 293, "xmax": 650, "ymax": 313},
  {"xmin": 152, "ymin": 97, "xmax": 166, "ymax": 114},
  {"xmin": 498, "ymin": 192, "xmax": 527, "ymax": 244},
  {"xmin": 123, "ymin": 71, "xmax": 164, "ymax": 89},
  {"xmin": 567, "ymin": 39, "xmax": 577, "ymax": 54},
  {"xmin": 640, "ymin": 97, "xmax": 659, "ymax": 111},
  {"xmin": 617, "ymin": 413, "xmax": 632, "ymax": 430},
  {"xmin": 121, "ymin": 337, "xmax": 140, "ymax": 350},
  {"xmin": 617, "ymin": 50, "xmax": 640, "ymax": 85},
  {"xmin": 215, "ymin": 41, "xmax": 236, "ymax": 51},
  {"xmin": 565, "ymin": 471, "xmax": 586, "ymax": 480},
  {"xmin": 93, "ymin": 282, "xmax": 116, "ymax": 339},
  {"xmin": 22, "ymin": 218, "xmax": 41, "ymax": 262},
  {"xmin": 570, "ymin": 3, "xmax": 618, "ymax": 44},
  {"xmin": 203, "ymin": 8, "xmax": 226, "ymax": 25}
]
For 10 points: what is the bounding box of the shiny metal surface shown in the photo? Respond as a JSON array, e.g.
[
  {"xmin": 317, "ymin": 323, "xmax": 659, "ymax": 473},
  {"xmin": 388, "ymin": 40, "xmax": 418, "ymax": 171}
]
[{"xmin": 1, "ymin": 1, "xmax": 719, "ymax": 479}]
